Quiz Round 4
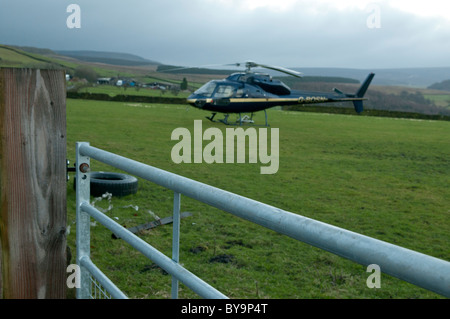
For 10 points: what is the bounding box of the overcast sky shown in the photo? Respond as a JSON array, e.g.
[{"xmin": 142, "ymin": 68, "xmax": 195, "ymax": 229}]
[{"xmin": 1, "ymin": 0, "xmax": 449, "ymax": 69}]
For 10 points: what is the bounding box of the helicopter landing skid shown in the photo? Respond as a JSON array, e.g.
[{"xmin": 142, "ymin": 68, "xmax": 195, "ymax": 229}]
[
  {"xmin": 206, "ymin": 113, "xmax": 217, "ymax": 122},
  {"xmin": 206, "ymin": 111, "xmax": 269, "ymax": 127},
  {"xmin": 205, "ymin": 113, "xmax": 231, "ymax": 125}
]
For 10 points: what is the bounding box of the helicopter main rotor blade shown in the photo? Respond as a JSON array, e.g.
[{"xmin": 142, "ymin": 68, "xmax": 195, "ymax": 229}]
[
  {"xmin": 160, "ymin": 60, "xmax": 303, "ymax": 77},
  {"xmin": 250, "ymin": 62, "xmax": 303, "ymax": 78},
  {"xmin": 159, "ymin": 63, "xmax": 236, "ymax": 73}
]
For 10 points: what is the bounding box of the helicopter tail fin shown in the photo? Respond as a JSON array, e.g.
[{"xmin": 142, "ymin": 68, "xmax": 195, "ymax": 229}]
[
  {"xmin": 356, "ymin": 73, "xmax": 375, "ymax": 98},
  {"xmin": 352, "ymin": 73, "xmax": 375, "ymax": 113}
]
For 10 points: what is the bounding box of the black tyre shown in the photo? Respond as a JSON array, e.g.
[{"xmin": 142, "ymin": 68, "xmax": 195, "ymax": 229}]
[{"xmin": 74, "ymin": 171, "xmax": 138, "ymax": 197}]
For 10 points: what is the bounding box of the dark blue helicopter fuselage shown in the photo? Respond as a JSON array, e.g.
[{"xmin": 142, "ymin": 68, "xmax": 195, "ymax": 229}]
[{"xmin": 187, "ymin": 72, "xmax": 375, "ymax": 114}]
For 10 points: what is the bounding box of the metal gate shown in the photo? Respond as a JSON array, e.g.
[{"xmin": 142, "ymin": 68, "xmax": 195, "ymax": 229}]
[{"xmin": 75, "ymin": 142, "xmax": 450, "ymax": 299}]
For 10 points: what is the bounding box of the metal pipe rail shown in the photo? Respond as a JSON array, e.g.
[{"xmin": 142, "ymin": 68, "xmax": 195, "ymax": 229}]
[
  {"xmin": 76, "ymin": 142, "xmax": 450, "ymax": 298},
  {"xmin": 75, "ymin": 143, "xmax": 227, "ymax": 299},
  {"xmin": 81, "ymin": 202, "xmax": 227, "ymax": 299}
]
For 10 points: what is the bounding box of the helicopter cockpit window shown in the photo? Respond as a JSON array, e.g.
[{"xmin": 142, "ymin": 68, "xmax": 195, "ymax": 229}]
[
  {"xmin": 213, "ymin": 85, "xmax": 235, "ymax": 98},
  {"xmin": 194, "ymin": 81, "xmax": 217, "ymax": 97}
]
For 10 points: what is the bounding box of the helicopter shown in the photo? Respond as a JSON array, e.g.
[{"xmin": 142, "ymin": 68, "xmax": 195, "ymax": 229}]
[{"xmin": 185, "ymin": 61, "xmax": 375, "ymax": 126}]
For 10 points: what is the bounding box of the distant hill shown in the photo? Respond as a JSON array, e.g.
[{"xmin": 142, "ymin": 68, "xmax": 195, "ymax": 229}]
[
  {"xmin": 291, "ymin": 67, "xmax": 450, "ymax": 88},
  {"xmin": 177, "ymin": 65, "xmax": 450, "ymax": 88},
  {"xmin": 4, "ymin": 44, "xmax": 449, "ymax": 88},
  {"xmin": 428, "ymin": 79, "xmax": 450, "ymax": 92},
  {"xmin": 157, "ymin": 65, "xmax": 360, "ymax": 84},
  {"xmin": 2, "ymin": 44, "xmax": 449, "ymax": 116},
  {"xmin": 157, "ymin": 64, "xmax": 240, "ymax": 75},
  {"xmin": 54, "ymin": 50, "xmax": 161, "ymax": 66},
  {"xmin": 10, "ymin": 45, "xmax": 57, "ymax": 56}
]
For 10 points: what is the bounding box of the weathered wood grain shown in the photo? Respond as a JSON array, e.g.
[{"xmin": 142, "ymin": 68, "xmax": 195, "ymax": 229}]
[{"xmin": 0, "ymin": 68, "xmax": 67, "ymax": 298}]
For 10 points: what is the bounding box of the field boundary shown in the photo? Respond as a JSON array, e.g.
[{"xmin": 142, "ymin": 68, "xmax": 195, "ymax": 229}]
[
  {"xmin": 66, "ymin": 91, "xmax": 450, "ymax": 121},
  {"xmin": 67, "ymin": 91, "xmax": 186, "ymax": 105},
  {"xmin": 283, "ymin": 105, "xmax": 450, "ymax": 121}
]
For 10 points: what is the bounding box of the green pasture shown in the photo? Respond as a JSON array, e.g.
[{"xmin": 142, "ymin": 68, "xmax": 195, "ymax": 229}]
[
  {"xmin": 0, "ymin": 45, "xmax": 78, "ymax": 69},
  {"xmin": 0, "ymin": 45, "xmax": 45, "ymax": 67},
  {"xmin": 424, "ymin": 94, "xmax": 450, "ymax": 109},
  {"xmin": 66, "ymin": 99, "xmax": 449, "ymax": 299}
]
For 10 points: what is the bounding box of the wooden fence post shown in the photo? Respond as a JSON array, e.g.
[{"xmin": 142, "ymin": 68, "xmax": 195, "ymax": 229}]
[{"xmin": 0, "ymin": 68, "xmax": 67, "ymax": 298}]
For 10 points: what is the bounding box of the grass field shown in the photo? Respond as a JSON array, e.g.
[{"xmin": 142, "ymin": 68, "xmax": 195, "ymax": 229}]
[
  {"xmin": 0, "ymin": 44, "xmax": 78, "ymax": 69},
  {"xmin": 0, "ymin": 46, "xmax": 42, "ymax": 66},
  {"xmin": 424, "ymin": 94, "xmax": 450, "ymax": 109},
  {"xmin": 66, "ymin": 99, "xmax": 449, "ymax": 299}
]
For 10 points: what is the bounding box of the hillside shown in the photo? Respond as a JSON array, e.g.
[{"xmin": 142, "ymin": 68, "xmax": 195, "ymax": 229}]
[
  {"xmin": 292, "ymin": 67, "xmax": 450, "ymax": 88},
  {"xmin": 0, "ymin": 44, "xmax": 72, "ymax": 69},
  {"xmin": 54, "ymin": 50, "xmax": 161, "ymax": 66},
  {"xmin": 428, "ymin": 79, "xmax": 450, "ymax": 92},
  {"xmin": 277, "ymin": 80, "xmax": 449, "ymax": 117},
  {"xmin": 1, "ymin": 44, "xmax": 449, "ymax": 116}
]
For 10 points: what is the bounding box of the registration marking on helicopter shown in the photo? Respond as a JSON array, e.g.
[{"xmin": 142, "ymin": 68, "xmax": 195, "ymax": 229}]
[{"xmin": 298, "ymin": 96, "xmax": 329, "ymax": 103}]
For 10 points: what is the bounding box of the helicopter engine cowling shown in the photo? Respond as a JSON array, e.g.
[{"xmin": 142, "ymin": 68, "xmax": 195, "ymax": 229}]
[{"xmin": 253, "ymin": 77, "xmax": 291, "ymax": 95}]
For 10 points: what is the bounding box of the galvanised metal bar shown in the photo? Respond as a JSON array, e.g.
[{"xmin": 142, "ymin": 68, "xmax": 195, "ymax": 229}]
[
  {"xmin": 78, "ymin": 142, "xmax": 450, "ymax": 297},
  {"xmin": 79, "ymin": 256, "xmax": 128, "ymax": 299},
  {"xmin": 75, "ymin": 142, "xmax": 92, "ymax": 299},
  {"xmin": 171, "ymin": 192, "xmax": 181, "ymax": 299},
  {"xmin": 80, "ymin": 202, "xmax": 228, "ymax": 299}
]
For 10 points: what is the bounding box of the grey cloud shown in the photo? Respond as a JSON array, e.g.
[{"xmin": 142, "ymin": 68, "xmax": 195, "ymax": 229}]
[{"xmin": 0, "ymin": 0, "xmax": 449, "ymax": 69}]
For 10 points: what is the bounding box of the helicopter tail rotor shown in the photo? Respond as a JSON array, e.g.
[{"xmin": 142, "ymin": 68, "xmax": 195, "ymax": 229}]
[{"xmin": 333, "ymin": 73, "xmax": 375, "ymax": 113}]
